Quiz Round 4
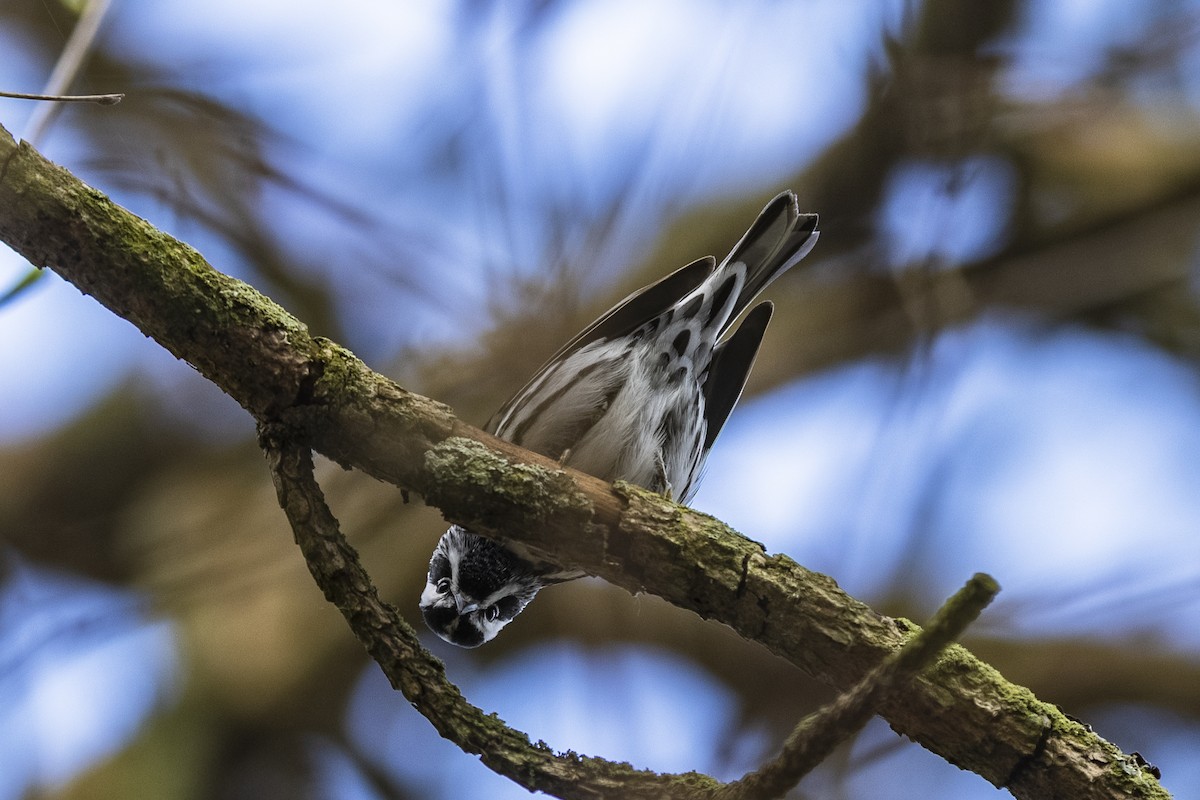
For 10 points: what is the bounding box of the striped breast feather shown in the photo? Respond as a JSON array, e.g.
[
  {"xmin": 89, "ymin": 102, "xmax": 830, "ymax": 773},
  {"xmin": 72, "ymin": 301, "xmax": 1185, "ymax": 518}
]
[
  {"xmin": 486, "ymin": 255, "xmax": 715, "ymax": 437},
  {"xmin": 486, "ymin": 191, "xmax": 820, "ymax": 440}
]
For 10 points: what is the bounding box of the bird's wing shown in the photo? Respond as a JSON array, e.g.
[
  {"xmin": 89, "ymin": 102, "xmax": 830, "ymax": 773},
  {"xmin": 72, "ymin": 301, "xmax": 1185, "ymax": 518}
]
[
  {"xmin": 701, "ymin": 301, "xmax": 773, "ymax": 451},
  {"xmin": 486, "ymin": 255, "xmax": 715, "ymax": 434}
]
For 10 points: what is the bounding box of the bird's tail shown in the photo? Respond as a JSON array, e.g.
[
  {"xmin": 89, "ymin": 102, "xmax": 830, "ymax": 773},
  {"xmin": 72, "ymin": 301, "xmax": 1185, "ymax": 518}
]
[{"xmin": 720, "ymin": 191, "xmax": 819, "ymax": 329}]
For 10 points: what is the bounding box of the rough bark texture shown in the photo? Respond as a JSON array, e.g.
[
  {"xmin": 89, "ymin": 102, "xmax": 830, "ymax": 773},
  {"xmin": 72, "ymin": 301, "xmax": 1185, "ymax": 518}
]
[
  {"xmin": 268, "ymin": 430, "xmax": 996, "ymax": 799},
  {"xmin": 0, "ymin": 123, "xmax": 1169, "ymax": 800},
  {"xmin": 264, "ymin": 433, "xmax": 725, "ymax": 800}
]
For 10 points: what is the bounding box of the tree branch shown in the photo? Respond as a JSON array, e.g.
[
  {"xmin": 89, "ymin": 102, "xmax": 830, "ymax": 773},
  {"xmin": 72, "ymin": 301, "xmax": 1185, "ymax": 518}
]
[
  {"xmin": 0, "ymin": 123, "xmax": 1169, "ymax": 799},
  {"xmin": 715, "ymin": 573, "xmax": 998, "ymax": 800},
  {"xmin": 262, "ymin": 429, "xmax": 719, "ymax": 799},
  {"xmin": 263, "ymin": 429, "xmax": 991, "ymax": 799}
]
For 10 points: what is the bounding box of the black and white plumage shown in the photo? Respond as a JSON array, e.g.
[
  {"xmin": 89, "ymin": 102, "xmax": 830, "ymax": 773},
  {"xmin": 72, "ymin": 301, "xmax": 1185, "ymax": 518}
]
[{"xmin": 421, "ymin": 191, "xmax": 819, "ymax": 647}]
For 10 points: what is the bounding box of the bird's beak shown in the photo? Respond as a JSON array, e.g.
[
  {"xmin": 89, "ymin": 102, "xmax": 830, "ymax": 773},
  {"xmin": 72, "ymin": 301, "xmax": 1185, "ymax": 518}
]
[{"xmin": 456, "ymin": 596, "xmax": 480, "ymax": 616}]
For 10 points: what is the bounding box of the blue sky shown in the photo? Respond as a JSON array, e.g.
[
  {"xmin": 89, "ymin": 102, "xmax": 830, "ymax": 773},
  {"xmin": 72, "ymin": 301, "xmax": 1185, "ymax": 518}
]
[
  {"xmin": 2, "ymin": 1, "xmax": 1199, "ymax": 798},
  {"xmin": 0, "ymin": 0, "xmax": 898, "ymax": 440}
]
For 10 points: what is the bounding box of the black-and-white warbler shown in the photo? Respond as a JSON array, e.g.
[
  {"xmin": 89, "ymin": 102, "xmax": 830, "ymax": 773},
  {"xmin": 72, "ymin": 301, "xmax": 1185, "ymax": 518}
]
[{"xmin": 421, "ymin": 192, "xmax": 819, "ymax": 647}]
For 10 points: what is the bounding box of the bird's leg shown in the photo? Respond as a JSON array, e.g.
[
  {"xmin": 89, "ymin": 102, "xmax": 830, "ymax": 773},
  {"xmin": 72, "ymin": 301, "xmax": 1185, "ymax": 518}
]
[
  {"xmin": 655, "ymin": 449, "xmax": 675, "ymax": 501},
  {"xmin": 557, "ymin": 448, "xmax": 572, "ymax": 465}
]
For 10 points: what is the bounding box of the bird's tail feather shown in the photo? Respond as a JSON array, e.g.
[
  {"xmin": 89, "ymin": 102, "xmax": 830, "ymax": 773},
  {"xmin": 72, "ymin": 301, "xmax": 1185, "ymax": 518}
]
[{"xmin": 721, "ymin": 191, "xmax": 819, "ymax": 327}]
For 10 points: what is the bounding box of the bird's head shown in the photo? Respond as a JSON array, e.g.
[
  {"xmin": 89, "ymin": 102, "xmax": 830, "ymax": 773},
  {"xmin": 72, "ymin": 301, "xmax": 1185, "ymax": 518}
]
[{"xmin": 420, "ymin": 526, "xmax": 546, "ymax": 647}]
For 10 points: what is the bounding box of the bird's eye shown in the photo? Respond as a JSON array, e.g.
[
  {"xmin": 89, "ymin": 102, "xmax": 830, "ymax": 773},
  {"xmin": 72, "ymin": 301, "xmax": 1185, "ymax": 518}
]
[
  {"xmin": 435, "ymin": 577, "xmax": 451, "ymax": 594},
  {"xmin": 485, "ymin": 605, "xmax": 501, "ymax": 622}
]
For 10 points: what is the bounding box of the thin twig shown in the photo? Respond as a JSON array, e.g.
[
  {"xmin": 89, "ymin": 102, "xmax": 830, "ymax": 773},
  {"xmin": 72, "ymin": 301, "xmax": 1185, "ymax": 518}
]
[
  {"xmin": 0, "ymin": 90, "xmax": 123, "ymax": 105},
  {"xmin": 24, "ymin": 0, "xmax": 116, "ymax": 146},
  {"xmin": 715, "ymin": 574, "xmax": 1000, "ymax": 800}
]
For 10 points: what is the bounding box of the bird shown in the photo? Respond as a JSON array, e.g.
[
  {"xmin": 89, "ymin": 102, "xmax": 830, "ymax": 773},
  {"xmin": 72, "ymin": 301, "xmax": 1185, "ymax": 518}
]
[{"xmin": 420, "ymin": 191, "xmax": 819, "ymax": 647}]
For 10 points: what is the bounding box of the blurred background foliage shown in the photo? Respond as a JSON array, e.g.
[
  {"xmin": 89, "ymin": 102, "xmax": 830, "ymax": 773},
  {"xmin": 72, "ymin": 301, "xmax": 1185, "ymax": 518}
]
[{"xmin": 2, "ymin": 0, "xmax": 1199, "ymax": 798}]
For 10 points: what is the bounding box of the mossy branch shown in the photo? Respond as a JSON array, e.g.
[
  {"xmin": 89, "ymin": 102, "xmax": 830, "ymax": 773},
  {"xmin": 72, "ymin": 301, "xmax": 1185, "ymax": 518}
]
[
  {"xmin": 0, "ymin": 122, "xmax": 1169, "ymax": 800},
  {"xmin": 264, "ymin": 429, "xmax": 991, "ymax": 800}
]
